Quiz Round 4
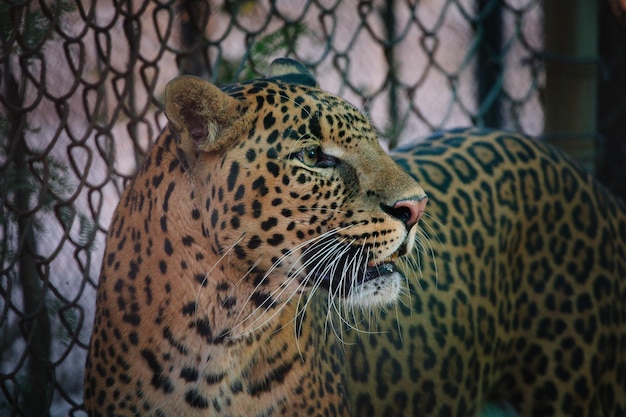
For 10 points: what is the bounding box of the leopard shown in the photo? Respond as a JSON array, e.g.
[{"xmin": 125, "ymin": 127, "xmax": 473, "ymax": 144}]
[
  {"xmin": 345, "ymin": 128, "xmax": 626, "ymax": 417},
  {"xmin": 84, "ymin": 57, "xmax": 626, "ymax": 417}
]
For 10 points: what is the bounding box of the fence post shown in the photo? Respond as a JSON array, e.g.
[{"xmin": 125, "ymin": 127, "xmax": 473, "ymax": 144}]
[
  {"xmin": 381, "ymin": 0, "xmax": 399, "ymax": 149},
  {"xmin": 543, "ymin": 0, "xmax": 598, "ymax": 173},
  {"xmin": 476, "ymin": 0, "xmax": 503, "ymax": 129},
  {"xmin": 597, "ymin": 0, "xmax": 626, "ymax": 201}
]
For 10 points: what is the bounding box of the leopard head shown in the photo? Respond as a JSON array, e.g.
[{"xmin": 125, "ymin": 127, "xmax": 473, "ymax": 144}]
[{"xmin": 162, "ymin": 59, "xmax": 427, "ymax": 334}]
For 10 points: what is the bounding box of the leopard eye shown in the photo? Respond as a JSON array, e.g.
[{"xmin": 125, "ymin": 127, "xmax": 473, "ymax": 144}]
[
  {"xmin": 291, "ymin": 145, "xmax": 338, "ymax": 168},
  {"xmin": 302, "ymin": 146, "xmax": 320, "ymax": 167}
]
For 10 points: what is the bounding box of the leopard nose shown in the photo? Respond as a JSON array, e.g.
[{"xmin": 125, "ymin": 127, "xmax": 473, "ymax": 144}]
[{"xmin": 381, "ymin": 195, "xmax": 428, "ymax": 229}]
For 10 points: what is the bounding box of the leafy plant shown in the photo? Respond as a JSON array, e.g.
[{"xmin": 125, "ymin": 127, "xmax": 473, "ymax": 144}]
[{"xmin": 241, "ymin": 22, "xmax": 310, "ymax": 80}]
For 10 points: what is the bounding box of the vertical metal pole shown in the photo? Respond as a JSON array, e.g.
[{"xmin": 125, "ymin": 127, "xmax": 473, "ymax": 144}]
[
  {"xmin": 543, "ymin": 0, "xmax": 598, "ymax": 173},
  {"xmin": 476, "ymin": 0, "xmax": 503, "ymax": 128},
  {"xmin": 382, "ymin": 0, "xmax": 399, "ymax": 149},
  {"xmin": 180, "ymin": 0, "xmax": 210, "ymax": 77},
  {"xmin": 596, "ymin": 0, "xmax": 626, "ymax": 200}
]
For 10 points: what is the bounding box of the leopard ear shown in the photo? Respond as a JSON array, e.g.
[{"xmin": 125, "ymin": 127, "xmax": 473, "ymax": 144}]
[{"xmin": 164, "ymin": 76, "xmax": 244, "ymax": 159}]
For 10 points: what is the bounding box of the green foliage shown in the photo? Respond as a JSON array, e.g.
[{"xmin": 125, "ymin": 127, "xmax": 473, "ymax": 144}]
[
  {"xmin": 214, "ymin": 22, "xmax": 310, "ymax": 84},
  {"xmin": 0, "ymin": 1, "xmax": 75, "ymax": 52},
  {"xmin": 48, "ymin": 299, "xmax": 84, "ymax": 347},
  {"xmin": 242, "ymin": 23, "xmax": 309, "ymax": 80},
  {"xmin": 213, "ymin": 1, "xmax": 310, "ymax": 84},
  {"xmin": 0, "ymin": 137, "xmax": 95, "ymax": 254}
]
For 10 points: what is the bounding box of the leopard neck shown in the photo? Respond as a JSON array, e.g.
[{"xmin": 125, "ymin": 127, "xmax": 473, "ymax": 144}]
[{"xmin": 113, "ymin": 130, "xmax": 351, "ymax": 415}]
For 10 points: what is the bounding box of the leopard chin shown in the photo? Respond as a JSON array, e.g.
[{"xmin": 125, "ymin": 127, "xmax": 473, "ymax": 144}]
[{"xmin": 343, "ymin": 268, "xmax": 404, "ymax": 309}]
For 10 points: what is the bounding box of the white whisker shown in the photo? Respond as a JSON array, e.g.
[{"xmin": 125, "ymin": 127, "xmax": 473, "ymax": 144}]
[{"xmin": 232, "ymin": 223, "xmax": 359, "ymax": 338}]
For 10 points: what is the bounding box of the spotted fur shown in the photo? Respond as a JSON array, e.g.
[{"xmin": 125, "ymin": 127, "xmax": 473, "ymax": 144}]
[
  {"xmin": 84, "ymin": 60, "xmax": 426, "ymax": 417},
  {"xmin": 346, "ymin": 129, "xmax": 626, "ymax": 417},
  {"xmin": 84, "ymin": 60, "xmax": 626, "ymax": 417}
]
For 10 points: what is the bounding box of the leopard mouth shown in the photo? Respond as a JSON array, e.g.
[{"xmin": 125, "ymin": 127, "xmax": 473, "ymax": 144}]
[
  {"xmin": 301, "ymin": 236, "xmax": 408, "ymax": 297},
  {"xmin": 312, "ymin": 257, "xmax": 405, "ymax": 296},
  {"xmin": 361, "ymin": 261, "xmax": 402, "ymax": 284}
]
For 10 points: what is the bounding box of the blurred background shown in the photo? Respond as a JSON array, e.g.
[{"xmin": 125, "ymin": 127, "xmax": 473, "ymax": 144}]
[{"xmin": 1, "ymin": 0, "xmax": 625, "ymax": 415}]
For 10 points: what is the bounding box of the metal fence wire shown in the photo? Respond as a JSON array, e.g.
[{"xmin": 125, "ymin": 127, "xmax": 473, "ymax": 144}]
[{"xmin": 1, "ymin": 0, "xmax": 625, "ymax": 416}]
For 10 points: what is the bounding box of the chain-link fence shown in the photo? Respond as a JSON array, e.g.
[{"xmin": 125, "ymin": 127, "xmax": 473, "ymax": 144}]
[{"xmin": 1, "ymin": 1, "xmax": 625, "ymax": 416}]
